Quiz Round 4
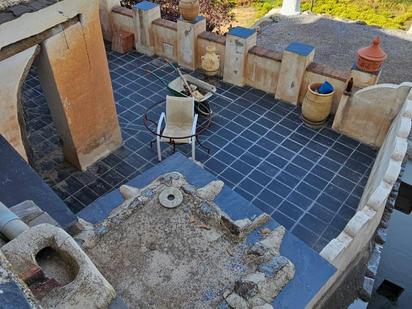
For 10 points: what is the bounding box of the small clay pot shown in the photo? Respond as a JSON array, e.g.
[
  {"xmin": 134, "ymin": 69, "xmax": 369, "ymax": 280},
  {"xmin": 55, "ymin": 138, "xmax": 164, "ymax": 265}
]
[
  {"xmin": 201, "ymin": 46, "xmax": 220, "ymax": 76},
  {"xmin": 302, "ymin": 82, "xmax": 334, "ymax": 125},
  {"xmin": 179, "ymin": 0, "xmax": 199, "ymax": 22},
  {"xmin": 357, "ymin": 36, "xmax": 387, "ymax": 73}
]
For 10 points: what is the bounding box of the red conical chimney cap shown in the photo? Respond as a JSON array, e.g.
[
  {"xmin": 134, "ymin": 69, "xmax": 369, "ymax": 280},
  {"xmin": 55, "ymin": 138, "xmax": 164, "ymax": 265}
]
[{"xmin": 357, "ymin": 36, "xmax": 387, "ymax": 62}]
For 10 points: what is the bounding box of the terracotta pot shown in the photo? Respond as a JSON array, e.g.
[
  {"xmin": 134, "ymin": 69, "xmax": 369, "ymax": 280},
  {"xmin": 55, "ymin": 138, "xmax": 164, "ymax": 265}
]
[
  {"xmin": 179, "ymin": 0, "xmax": 199, "ymax": 22},
  {"xmin": 201, "ymin": 46, "xmax": 220, "ymax": 76},
  {"xmin": 302, "ymin": 82, "xmax": 334, "ymax": 125},
  {"xmin": 356, "ymin": 36, "xmax": 387, "ymax": 73}
]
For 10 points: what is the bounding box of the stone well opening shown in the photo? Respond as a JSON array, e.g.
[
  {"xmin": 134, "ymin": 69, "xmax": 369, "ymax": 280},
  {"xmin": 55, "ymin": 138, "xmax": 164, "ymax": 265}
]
[{"xmin": 35, "ymin": 246, "xmax": 79, "ymax": 287}]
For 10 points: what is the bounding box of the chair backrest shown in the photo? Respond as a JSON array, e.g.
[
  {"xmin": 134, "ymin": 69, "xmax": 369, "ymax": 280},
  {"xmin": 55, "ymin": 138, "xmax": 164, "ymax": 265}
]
[{"xmin": 166, "ymin": 95, "xmax": 194, "ymax": 126}]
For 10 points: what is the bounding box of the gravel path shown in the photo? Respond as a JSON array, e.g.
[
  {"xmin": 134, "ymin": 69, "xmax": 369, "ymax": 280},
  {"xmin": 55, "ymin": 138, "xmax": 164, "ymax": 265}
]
[{"xmin": 256, "ymin": 13, "xmax": 412, "ymax": 84}]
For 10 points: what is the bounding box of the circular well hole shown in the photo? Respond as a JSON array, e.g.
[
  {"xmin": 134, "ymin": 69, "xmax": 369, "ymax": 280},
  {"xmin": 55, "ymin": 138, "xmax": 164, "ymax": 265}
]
[{"xmin": 167, "ymin": 194, "xmax": 175, "ymax": 201}]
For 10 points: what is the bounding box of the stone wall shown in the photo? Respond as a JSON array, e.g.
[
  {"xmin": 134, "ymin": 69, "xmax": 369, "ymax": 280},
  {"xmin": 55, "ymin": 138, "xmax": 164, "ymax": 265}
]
[
  {"xmin": 300, "ymin": 63, "xmax": 349, "ymax": 114},
  {"xmin": 245, "ymin": 46, "xmax": 282, "ymax": 94},
  {"xmin": 308, "ymin": 85, "xmax": 412, "ymax": 308},
  {"xmin": 108, "ymin": 4, "xmax": 368, "ymax": 112},
  {"xmin": 111, "ymin": 6, "xmax": 134, "ymax": 35},
  {"xmin": 333, "ymin": 83, "xmax": 412, "ymax": 147},
  {"xmin": 152, "ymin": 18, "xmax": 178, "ymax": 61}
]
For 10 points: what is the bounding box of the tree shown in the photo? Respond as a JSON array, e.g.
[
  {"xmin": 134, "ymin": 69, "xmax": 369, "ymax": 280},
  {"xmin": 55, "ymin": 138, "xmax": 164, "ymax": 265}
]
[{"xmin": 120, "ymin": 0, "xmax": 235, "ymax": 34}]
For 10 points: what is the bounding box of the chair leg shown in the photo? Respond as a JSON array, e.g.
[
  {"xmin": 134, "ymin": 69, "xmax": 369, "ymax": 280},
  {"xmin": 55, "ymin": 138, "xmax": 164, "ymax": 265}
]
[
  {"xmin": 156, "ymin": 137, "xmax": 162, "ymax": 161},
  {"xmin": 191, "ymin": 137, "xmax": 196, "ymax": 161}
]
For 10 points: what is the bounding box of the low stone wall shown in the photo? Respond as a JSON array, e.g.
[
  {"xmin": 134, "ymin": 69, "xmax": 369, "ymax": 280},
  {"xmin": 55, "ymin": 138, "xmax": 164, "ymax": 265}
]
[
  {"xmin": 308, "ymin": 85, "xmax": 412, "ymax": 308},
  {"xmin": 108, "ymin": 4, "xmax": 382, "ymax": 113},
  {"xmin": 152, "ymin": 18, "xmax": 178, "ymax": 61},
  {"xmin": 196, "ymin": 31, "xmax": 226, "ymax": 77},
  {"xmin": 333, "ymin": 83, "xmax": 412, "ymax": 147},
  {"xmin": 111, "ymin": 6, "xmax": 134, "ymax": 35},
  {"xmin": 300, "ymin": 63, "xmax": 349, "ymax": 114},
  {"xmin": 245, "ymin": 46, "xmax": 282, "ymax": 94}
]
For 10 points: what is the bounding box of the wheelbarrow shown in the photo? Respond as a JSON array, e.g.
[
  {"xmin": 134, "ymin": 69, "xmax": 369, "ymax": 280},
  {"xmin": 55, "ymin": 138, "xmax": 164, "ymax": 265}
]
[{"xmin": 147, "ymin": 62, "xmax": 233, "ymax": 116}]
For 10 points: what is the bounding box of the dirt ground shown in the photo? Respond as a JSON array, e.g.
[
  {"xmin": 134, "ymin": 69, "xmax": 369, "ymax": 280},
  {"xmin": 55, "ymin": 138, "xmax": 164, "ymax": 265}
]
[{"xmin": 256, "ymin": 13, "xmax": 412, "ymax": 84}]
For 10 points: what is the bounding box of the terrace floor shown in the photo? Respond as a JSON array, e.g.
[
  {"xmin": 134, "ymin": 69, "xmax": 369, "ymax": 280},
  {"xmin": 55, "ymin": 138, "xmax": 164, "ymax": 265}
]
[{"xmin": 21, "ymin": 43, "xmax": 377, "ymax": 252}]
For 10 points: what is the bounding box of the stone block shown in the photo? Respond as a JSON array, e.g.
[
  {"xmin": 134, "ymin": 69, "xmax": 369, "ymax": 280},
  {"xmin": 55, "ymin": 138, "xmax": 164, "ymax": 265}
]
[
  {"xmin": 112, "ymin": 30, "xmax": 134, "ymax": 54},
  {"xmin": 366, "ymin": 244, "xmax": 382, "ymax": 278},
  {"xmin": 359, "ymin": 277, "xmax": 374, "ymax": 301},
  {"xmin": 375, "ymin": 228, "xmax": 387, "ymax": 244},
  {"xmin": 344, "ymin": 209, "xmax": 374, "ymax": 237},
  {"xmin": 133, "ymin": 1, "xmax": 160, "ymax": 56},
  {"xmin": 177, "ymin": 16, "xmax": 206, "ymax": 70},
  {"xmin": 275, "ymin": 42, "xmax": 315, "ymax": 105},
  {"xmin": 223, "ymin": 27, "xmax": 257, "ymax": 86},
  {"xmin": 350, "ymin": 64, "xmax": 381, "ymax": 88}
]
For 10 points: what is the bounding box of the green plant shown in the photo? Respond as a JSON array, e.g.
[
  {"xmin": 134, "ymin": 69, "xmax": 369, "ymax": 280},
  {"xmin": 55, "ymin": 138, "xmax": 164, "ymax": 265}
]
[
  {"xmin": 301, "ymin": 0, "xmax": 412, "ymax": 30},
  {"xmin": 235, "ymin": 0, "xmax": 412, "ymax": 30}
]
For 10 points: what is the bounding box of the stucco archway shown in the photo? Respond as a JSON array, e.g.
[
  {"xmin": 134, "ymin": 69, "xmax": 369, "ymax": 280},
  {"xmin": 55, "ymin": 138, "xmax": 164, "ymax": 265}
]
[{"xmin": 0, "ymin": 45, "xmax": 40, "ymax": 161}]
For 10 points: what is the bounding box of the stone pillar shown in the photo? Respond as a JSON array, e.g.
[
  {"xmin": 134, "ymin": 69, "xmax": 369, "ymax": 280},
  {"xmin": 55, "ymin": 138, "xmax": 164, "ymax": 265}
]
[
  {"xmin": 133, "ymin": 1, "xmax": 161, "ymax": 56},
  {"xmin": 177, "ymin": 16, "xmax": 206, "ymax": 70},
  {"xmin": 0, "ymin": 46, "xmax": 39, "ymax": 161},
  {"xmin": 280, "ymin": 0, "xmax": 301, "ymax": 15},
  {"xmin": 223, "ymin": 27, "xmax": 257, "ymax": 87},
  {"xmin": 350, "ymin": 65, "xmax": 381, "ymax": 89},
  {"xmin": 275, "ymin": 42, "xmax": 315, "ymax": 105},
  {"xmin": 37, "ymin": 20, "xmax": 122, "ymax": 171}
]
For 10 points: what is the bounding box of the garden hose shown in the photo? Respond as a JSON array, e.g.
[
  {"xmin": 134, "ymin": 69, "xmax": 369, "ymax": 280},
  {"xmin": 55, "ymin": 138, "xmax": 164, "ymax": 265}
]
[{"xmin": 195, "ymin": 101, "xmax": 212, "ymax": 117}]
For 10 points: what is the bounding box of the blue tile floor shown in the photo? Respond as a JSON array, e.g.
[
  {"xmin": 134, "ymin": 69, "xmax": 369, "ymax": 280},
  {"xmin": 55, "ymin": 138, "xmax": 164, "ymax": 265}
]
[{"xmin": 20, "ymin": 43, "xmax": 377, "ymax": 252}]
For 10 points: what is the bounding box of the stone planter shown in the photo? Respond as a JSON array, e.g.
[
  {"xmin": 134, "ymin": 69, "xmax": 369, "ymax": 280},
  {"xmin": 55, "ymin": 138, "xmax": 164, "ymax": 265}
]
[
  {"xmin": 302, "ymin": 82, "xmax": 334, "ymax": 125},
  {"xmin": 357, "ymin": 36, "xmax": 387, "ymax": 73},
  {"xmin": 201, "ymin": 46, "xmax": 220, "ymax": 76},
  {"xmin": 179, "ymin": 0, "xmax": 199, "ymax": 22}
]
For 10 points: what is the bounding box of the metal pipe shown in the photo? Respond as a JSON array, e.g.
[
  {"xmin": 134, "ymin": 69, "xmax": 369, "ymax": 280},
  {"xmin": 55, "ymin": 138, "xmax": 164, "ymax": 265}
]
[{"xmin": 0, "ymin": 202, "xmax": 29, "ymax": 240}]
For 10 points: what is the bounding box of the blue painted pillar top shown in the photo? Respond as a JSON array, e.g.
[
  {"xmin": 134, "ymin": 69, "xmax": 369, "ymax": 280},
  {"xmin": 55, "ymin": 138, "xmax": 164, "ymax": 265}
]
[
  {"xmin": 134, "ymin": 0, "xmax": 159, "ymax": 11},
  {"xmin": 285, "ymin": 42, "xmax": 315, "ymax": 56},
  {"xmin": 228, "ymin": 26, "xmax": 256, "ymax": 39}
]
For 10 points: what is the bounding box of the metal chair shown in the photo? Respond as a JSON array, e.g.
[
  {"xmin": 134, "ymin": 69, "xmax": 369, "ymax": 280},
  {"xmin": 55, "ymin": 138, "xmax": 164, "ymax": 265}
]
[{"xmin": 156, "ymin": 96, "xmax": 198, "ymax": 161}]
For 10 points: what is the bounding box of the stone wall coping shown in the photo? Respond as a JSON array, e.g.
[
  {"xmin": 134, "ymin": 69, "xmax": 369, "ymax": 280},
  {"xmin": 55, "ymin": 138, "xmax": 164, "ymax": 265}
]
[
  {"xmin": 112, "ymin": 6, "xmax": 133, "ymax": 18},
  {"xmin": 198, "ymin": 31, "xmax": 226, "ymax": 45},
  {"xmin": 152, "ymin": 18, "xmax": 177, "ymax": 31},
  {"xmin": 249, "ymin": 46, "xmax": 282, "ymax": 62},
  {"xmin": 306, "ymin": 62, "xmax": 349, "ymax": 82}
]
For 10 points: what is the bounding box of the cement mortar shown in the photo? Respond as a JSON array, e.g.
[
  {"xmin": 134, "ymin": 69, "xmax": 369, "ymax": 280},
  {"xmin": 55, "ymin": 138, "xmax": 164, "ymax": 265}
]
[
  {"xmin": 86, "ymin": 192, "xmax": 252, "ymax": 307},
  {"xmin": 83, "ymin": 173, "xmax": 293, "ymax": 308}
]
